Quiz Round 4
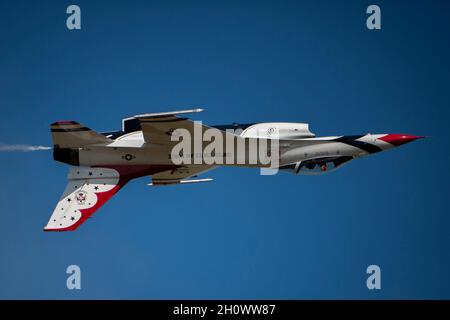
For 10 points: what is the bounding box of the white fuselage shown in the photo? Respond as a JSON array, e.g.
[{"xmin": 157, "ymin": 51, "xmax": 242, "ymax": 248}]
[{"xmin": 77, "ymin": 130, "xmax": 393, "ymax": 168}]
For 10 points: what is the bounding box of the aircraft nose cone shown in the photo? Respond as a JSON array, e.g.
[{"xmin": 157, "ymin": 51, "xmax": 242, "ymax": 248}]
[{"xmin": 378, "ymin": 134, "xmax": 425, "ymax": 146}]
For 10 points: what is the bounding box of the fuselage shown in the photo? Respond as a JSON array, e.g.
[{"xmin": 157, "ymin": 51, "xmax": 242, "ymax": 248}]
[{"xmin": 55, "ymin": 124, "xmax": 422, "ymax": 171}]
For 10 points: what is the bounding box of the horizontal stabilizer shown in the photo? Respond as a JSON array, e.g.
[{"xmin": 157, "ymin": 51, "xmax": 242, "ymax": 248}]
[{"xmin": 50, "ymin": 121, "xmax": 112, "ymax": 148}]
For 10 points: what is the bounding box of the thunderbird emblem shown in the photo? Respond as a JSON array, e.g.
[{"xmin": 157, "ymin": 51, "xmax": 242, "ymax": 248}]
[{"xmin": 75, "ymin": 191, "xmax": 87, "ymax": 205}]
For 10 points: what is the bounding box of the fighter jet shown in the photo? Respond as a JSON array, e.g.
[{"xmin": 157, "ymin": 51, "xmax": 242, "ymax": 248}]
[{"xmin": 44, "ymin": 108, "xmax": 424, "ymax": 231}]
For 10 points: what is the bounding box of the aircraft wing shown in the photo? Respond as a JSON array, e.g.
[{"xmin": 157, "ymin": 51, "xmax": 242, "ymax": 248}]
[
  {"xmin": 134, "ymin": 108, "xmax": 243, "ymax": 146},
  {"xmin": 134, "ymin": 109, "xmax": 275, "ymax": 166},
  {"xmin": 150, "ymin": 165, "xmax": 215, "ymax": 186},
  {"xmin": 134, "ymin": 108, "xmax": 216, "ymax": 145},
  {"xmin": 44, "ymin": 166, "xmax": 129, "ymax": 231}
]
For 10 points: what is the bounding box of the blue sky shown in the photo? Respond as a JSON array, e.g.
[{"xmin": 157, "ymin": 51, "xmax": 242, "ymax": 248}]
[{"xmin": 0, "ymin": 0, "xmax": 449, "ymax": 299}]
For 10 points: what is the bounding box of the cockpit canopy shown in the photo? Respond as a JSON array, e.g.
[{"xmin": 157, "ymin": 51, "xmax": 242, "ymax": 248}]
[{"xmin": 280, "ymin": 156, "xmax": 353, "ymax": 175}]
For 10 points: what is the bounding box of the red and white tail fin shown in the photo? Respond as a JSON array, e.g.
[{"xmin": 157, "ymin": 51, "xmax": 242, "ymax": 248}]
[{"xmin": 44, "ymin": 167, "xmax": 128, "ymax": 231}]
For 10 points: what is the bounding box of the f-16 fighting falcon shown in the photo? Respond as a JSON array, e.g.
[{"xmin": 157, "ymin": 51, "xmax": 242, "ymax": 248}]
[{"xmin": 45, "ymin": 108, "xmax": 424, "ymax": 231}]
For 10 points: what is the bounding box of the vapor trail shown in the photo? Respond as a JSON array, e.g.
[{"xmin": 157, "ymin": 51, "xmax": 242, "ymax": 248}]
[{"xmin": 0, "ymin": 143, "xmax": 52, "ymax": 152}]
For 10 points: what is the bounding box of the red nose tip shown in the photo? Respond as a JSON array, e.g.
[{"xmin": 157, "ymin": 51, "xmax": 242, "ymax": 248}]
[{"xmin": 378, "ymin": 134, "xmax": 425, "ymax": 146}]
